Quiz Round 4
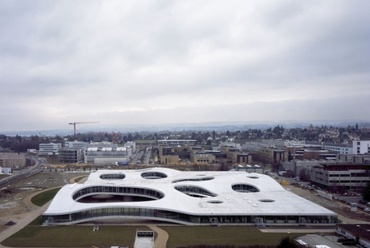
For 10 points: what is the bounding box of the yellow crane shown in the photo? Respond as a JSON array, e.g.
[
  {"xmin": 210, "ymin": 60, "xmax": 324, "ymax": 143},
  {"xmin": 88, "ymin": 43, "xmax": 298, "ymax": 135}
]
[{"xmin": 68, "ymin": 122, "xmax": 98, "ymax": 141}]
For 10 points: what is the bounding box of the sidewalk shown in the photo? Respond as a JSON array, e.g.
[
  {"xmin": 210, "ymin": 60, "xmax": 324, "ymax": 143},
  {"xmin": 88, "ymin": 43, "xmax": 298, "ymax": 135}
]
[
  {"xmin": 148, "ymin": 225, "xmax": 169, "ymax": 248},
  {"xmin": 0, "ymin": 203, "xmax": 50, "ymax": 248},
  {"xmin": 0, "ymin": 188, "xmax": 55, "ymax": 248}
]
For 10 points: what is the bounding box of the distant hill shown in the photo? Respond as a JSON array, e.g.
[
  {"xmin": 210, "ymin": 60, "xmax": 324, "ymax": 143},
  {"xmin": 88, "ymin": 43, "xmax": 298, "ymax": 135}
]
[{"xmin": 1, "ymin": 120, "xmax": 370, "ymax": 136}]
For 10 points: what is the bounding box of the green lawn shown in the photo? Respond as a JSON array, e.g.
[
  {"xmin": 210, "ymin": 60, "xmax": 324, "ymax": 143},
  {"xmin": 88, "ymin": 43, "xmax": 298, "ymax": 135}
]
[
  {"xmin": 2, "ymin": 225, "xmax": 137, "ymax": 247},
  {"xmin": 73, "ymin": 176, "xmax": 86, "ymax": 183},
  {"xmin": 31, "ymin": 187, "xmax": 61, "ymax": 206},
  {"xmin": 163, "ymin": 226, "xmax": 301, "ymax": 248},
  {"xmin": 4, "ymin": 188, "xmax": 305, "ymax": 247},
  {"xmin": 3, "ymin": 224, "xmax": 303, "ymax": 248}
]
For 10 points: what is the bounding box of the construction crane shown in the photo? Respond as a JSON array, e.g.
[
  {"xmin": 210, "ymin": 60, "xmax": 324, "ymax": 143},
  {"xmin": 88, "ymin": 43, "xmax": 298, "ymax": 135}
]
[{"xmin": 68, "ymin": 122, "xmax": 98, "ymax": 141}]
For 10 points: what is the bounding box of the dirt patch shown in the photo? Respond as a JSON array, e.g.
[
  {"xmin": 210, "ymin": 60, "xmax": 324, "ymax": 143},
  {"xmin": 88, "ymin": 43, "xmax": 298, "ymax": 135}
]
[
  {"xmin": 0, "ymin": 171, "xmax": 88, "ymax": 231},
  {"xmin": 287, "ymin": 185, "xmax": 370, "ymax": 222}
]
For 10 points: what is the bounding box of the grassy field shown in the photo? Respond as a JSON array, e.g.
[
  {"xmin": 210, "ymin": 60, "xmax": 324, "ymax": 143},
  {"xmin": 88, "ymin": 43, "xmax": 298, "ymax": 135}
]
[
  {"xmin": 31, "ymin": 187, "xmax": 61, "ymax": 206},
  {"xmin": 73, "ymin": 176, "xmax": 86, "ymax": 183},
  {"xmin": 163, "ymin": 226, "xmax": 301, "ymax": 248},
  {"xmin": 3, "ymin": 184, "xmax": 303, "ymax": 247},
  {"xmin": 2, "ymin": 224, "xmax": 303, "ymax": 248},
  {"xmin": 2, "ymin": 225, "xmax": 138, "ymax": 247}
]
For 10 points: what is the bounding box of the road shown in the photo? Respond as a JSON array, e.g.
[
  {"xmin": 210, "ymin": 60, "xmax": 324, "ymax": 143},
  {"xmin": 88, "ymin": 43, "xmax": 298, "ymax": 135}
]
[{"xmin": 0, "ymin": 156, "xmax": 45, "ymax": 189}]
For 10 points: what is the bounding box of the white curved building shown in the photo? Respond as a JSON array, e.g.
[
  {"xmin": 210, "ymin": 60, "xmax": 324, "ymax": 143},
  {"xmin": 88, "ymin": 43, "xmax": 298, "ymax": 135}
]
[{"xmin": 42, "ymin": 168, "xmax": 337, "ymax": 226}]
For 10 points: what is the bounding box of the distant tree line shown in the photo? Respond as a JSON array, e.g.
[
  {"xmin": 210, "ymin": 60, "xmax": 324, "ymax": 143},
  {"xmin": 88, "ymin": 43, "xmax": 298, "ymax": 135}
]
[{"xmin": 2, "ymin": 123, "xmax": 370, "ymax": 153}]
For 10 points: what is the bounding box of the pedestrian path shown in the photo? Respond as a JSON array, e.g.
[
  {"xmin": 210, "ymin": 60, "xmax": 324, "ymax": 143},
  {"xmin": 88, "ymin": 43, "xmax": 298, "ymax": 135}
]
[
  {"xmin": 0, "ymin": 187, "xmax": 56, "ymax": 248},
  {"xmin": 0, "ymin": 202, "xmax": 50, "ymax": 248},
  {"xmin": 147, "ymin": 225, "xmax": 169, "ymax": 248}
]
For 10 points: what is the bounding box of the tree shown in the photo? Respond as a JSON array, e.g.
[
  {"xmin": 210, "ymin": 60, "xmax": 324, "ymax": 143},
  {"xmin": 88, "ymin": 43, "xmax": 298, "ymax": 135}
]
[
  {"xmin": 299, "ymin": 168, "xmax": 311, "ymax": 182},
  {"xmin": 363, "ymin": 181, "xmax": 370, "ymax": 202},
  {"xmin": 276, "ymin": 236, "xmax": 297, "ymax": 248}
]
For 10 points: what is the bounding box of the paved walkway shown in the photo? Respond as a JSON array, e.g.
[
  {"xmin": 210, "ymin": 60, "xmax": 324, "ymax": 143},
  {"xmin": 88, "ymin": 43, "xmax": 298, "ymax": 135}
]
[
  {"xmin": 0, "ymin": 177, "xmax": 88, "ymax": 248},
  {"xmin": 147, "ymin": 225, "xmax": 169, "ymax": 248},
  {"xmin": 69, "ymin": 175, "xmax": 87, "ymax": 184},
  {"xmin": 0, "ymin": 187, "xmax": 55, "ymax": 248}
]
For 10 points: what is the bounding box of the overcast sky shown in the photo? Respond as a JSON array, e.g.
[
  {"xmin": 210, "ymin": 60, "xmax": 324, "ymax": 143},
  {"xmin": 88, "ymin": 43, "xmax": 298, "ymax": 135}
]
[{"xmin": 1, "ymin": 0, "xmax": 369, "ymax": 132}]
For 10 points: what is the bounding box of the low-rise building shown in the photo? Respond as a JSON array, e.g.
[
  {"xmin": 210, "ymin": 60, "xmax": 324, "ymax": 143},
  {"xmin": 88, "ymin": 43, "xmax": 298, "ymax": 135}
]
[
  {"xmin": 39, "ymin": 143, "xmax": 62, "ymax": 156},
  {"xmin": 337, "ymin": 153, "xmax": 370, "ymax": 164},
  {"xmin": 64, "ymin": 141, "xmax": 87, "ymax": 150},
  {"xmin": 158, "ymin": 139, "xmax": 197, "ymax": 147},
  {"xmin": 85, "ymin": 147, "xmax": 130, "ymax": 165},
  {"xmin": 311, "ymin": 163, "xmax": 370, "ymax": 192},
  {"xmin": 58, "ymin": 149, "xmax": 83, "ymax": 163},
  {"xmin": 322, "ymin": 143, "xmax": 353, "ymax": 154},
  {"xmin": 159, "ymin": 154, "xmax": 180, "ymax": 165},
  {"xmin": 0, "ymin": 166, "xmax": 12, "ymax": 175},
  {"xmin": 261, "ymin": 147, "xmax": 287, "ymax": 164},
  {"xmin": 353, "ymin": 140, "xmax": 370, "ymax": 154},
  {"xmin": 191, "ymin": 152, "xmax": 217, "ymax": 165},
  {"xmin": 135, "ymin": 140, "xmax": 156, "ymax": 150},
  {"xmin": 0, "ymin": 153, "xmax": 26, "ymax": 168}
]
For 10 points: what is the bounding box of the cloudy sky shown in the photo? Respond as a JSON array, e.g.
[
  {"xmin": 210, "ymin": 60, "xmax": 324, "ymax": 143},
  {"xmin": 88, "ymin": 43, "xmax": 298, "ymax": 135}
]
[{"xmin": 1, "ymin": 0, "xmax": 369, "ymax": 131}]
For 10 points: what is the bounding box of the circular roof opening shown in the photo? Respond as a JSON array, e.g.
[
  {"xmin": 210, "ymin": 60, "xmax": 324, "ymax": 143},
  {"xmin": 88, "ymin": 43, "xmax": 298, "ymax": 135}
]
[
  {"xmin": 141, "ymin": 171, "xmax": 167, "ymax": 179},
  {"xmin": 100, "ymin": 174, "xmax": 125, "ymax": 180},
  {"xmin": 232, "ymin": 184, "xmax": 259, "ymax": 193},
  {"xmin": 174, "ymin": 185, "xmax": 217, "ymax": 198},
  {"xmin": 259, "ymin": 199, "xmax": 275, "ymax": 203},
  {"xmin": 207, "ymin": 200, "xmax": 223, "ymax": 204},
  {"xmin": 172, "ymin": 177, "xmax": 214, "ymax": 183}
]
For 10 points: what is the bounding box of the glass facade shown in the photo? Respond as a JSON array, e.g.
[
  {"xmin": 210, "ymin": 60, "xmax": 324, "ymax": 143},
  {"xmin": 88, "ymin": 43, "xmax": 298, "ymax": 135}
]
[
  {"xmin": 43, "ymin": 206, "xmax": 337, "ymax": 226},
  {"xmin": 73, "ymin": 186, "xmax": 164, "ymax": 202}
]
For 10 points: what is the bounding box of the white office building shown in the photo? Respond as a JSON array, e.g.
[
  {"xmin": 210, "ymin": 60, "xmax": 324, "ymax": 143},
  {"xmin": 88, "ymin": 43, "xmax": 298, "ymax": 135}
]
[
  {"xmin": 353, "ymin": 140, "xmax": 370, "ymax": 154},
  {"xmin": 322, "ymin": 143, "xmax": 353, "ymax": 154},
  {"xmin": 39, "ymin": 143, "xmax": 62, "ymax": 156},
  {"xmin": 85, "ymin": 147, "xmax": 130, "ymax": 165},
  {"xmin": 64, "ymin": 141, "xmax": 87, "ymax": 150}
]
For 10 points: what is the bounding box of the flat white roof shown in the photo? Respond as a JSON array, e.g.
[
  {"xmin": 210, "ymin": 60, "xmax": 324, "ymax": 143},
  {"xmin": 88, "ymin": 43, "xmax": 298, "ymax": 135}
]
[{"xmin": 44, "ymin": 168, "xmax": 336, "ymax": 217}]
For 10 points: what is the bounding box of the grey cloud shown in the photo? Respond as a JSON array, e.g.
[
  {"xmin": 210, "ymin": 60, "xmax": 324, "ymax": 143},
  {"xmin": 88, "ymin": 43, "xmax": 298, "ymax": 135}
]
[{"xmin": 0, "ymin": 0, "xmax": 369, "ymax": 131}]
